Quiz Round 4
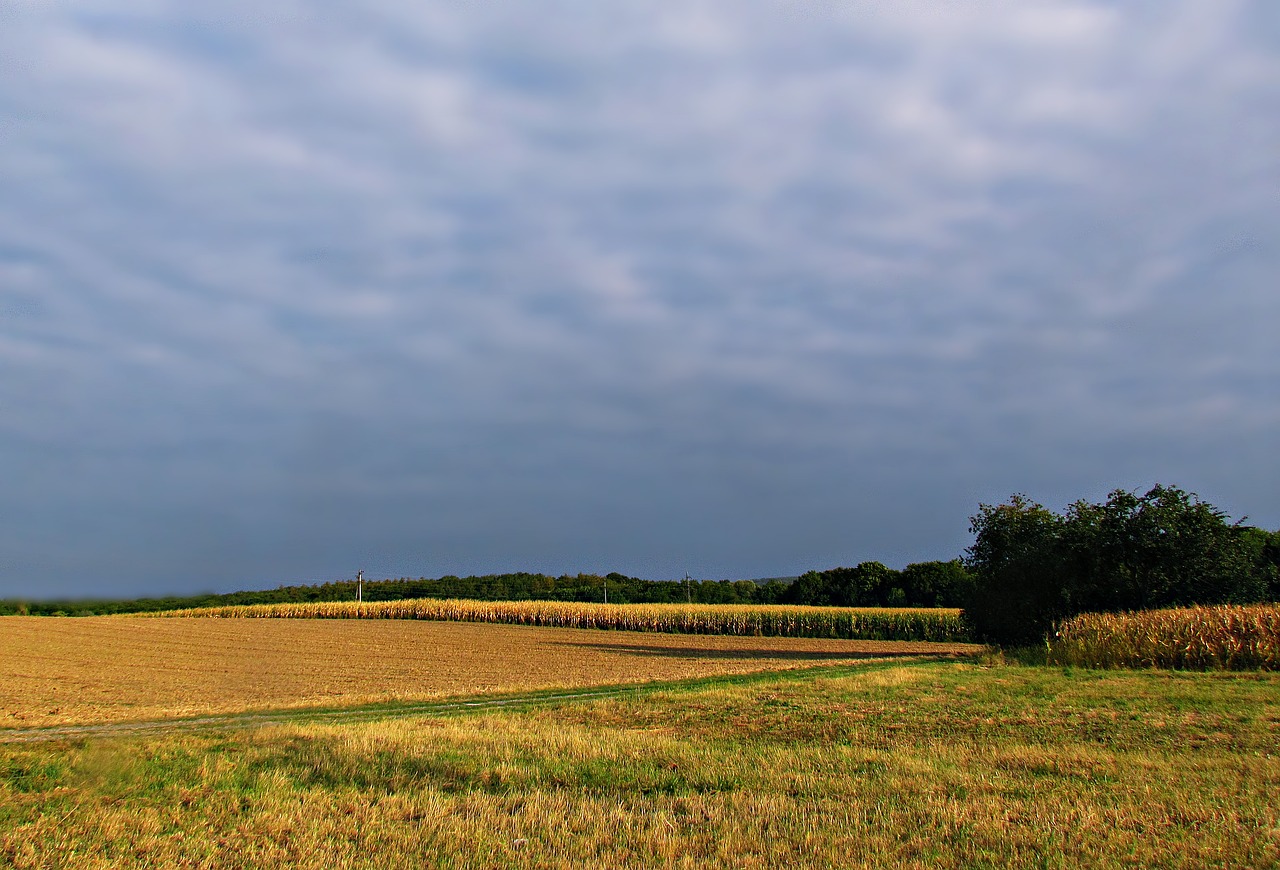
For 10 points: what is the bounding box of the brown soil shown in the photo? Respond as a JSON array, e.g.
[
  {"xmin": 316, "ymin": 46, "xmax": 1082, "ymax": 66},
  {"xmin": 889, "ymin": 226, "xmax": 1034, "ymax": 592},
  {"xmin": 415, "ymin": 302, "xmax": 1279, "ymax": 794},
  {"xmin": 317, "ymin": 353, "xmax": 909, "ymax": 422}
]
[{"xmin": 0, "ymin": 616, "xmax": 979, "ymax": 728}]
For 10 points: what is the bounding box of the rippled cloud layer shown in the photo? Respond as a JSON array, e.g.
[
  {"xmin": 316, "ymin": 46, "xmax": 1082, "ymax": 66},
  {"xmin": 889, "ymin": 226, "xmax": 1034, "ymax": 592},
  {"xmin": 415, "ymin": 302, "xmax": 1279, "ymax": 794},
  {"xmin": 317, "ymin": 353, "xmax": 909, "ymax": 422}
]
[{"xmin": 2, "ymin": 1, "xmax": 1277, "ymax": 596}]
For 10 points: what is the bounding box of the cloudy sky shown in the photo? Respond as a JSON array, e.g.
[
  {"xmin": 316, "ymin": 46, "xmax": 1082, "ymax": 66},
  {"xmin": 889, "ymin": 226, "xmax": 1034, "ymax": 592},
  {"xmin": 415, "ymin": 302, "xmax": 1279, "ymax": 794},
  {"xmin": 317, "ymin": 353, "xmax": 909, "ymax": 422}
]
[{"xmin": 2, "ymin": 1, "xmax": 1277, "ymax": 600}]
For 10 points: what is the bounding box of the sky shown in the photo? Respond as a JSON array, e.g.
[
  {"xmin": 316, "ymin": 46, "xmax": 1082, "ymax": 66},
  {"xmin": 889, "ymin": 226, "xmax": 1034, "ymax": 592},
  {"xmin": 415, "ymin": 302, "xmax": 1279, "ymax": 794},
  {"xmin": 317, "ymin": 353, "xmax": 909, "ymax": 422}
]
[{"xmin": 2, "ymin": 1, "xmax": 1278, "ymax": 600}]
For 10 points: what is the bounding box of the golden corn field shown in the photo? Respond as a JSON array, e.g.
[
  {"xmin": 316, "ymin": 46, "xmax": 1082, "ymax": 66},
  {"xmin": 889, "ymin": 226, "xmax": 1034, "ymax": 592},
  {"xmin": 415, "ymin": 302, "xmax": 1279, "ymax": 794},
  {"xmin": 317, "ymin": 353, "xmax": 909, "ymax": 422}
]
[
  {"xmin": 1048, "ymin": 603, "xmax": 1280, "ymax": 670},
  {"xmin": 149, "ymin": 599, "xmax": 969, "ymax": 642}
]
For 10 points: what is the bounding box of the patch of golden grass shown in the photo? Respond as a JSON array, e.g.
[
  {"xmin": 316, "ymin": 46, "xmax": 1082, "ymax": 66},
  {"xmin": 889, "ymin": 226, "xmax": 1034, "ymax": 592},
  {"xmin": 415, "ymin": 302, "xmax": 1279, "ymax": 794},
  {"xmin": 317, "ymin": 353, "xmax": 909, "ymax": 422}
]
[
  {"xmin": 3, "ymin": 663, "xmax": 1277, "ymax": 868},
  {"xmin": 0, "ymin": 617, "xmax": 979, "ymax": 728}
]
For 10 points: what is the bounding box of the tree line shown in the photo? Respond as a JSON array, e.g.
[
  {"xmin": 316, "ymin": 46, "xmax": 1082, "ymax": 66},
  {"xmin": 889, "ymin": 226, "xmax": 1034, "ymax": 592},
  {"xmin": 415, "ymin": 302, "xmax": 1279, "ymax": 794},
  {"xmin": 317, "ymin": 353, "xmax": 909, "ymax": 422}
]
[
  {"xmin": 6, "ymin": 483, "xmax": 1275, "ymax": 643},
  {"xmin": 0, "ymin": 561, "xmax": 973, "ymax": 616},
  {"xmin": 965, "ymin": 484, "xmax": 1280, "ymax": 644}
]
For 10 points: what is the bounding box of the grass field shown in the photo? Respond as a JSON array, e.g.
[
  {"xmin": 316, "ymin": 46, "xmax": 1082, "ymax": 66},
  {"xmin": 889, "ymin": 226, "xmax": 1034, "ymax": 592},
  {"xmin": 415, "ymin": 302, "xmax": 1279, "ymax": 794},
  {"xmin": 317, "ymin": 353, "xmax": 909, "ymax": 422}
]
[
  {"xmin": 0, "ymin": 617, "xmax": 977, "ymax": 729},
  {"xmin": 1, "ymin": 660, "xmax": 1277, "ymax": 868}
]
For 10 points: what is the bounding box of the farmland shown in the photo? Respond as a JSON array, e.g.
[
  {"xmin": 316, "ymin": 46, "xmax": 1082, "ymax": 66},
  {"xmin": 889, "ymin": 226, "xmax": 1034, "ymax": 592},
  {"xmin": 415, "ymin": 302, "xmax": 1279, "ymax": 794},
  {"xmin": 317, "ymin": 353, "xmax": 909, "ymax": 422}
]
[
  {"xmin": 3, "ymin": 605, "xmax": 1278, "ymax": 867},
  {"xmin": 1049, "ymin": 603, "xmax": 1280, "ymax": 670},
  {"xmin": 2, "ymin": 660, "xmax": 1277, "ymax": 868},
  {"xmin": 149, "ymin": 599, "xmax": 969, "ymax": 641},
  {"xmin": 0, "ymin": 616, "xmax": 976, "ymax": 730}
]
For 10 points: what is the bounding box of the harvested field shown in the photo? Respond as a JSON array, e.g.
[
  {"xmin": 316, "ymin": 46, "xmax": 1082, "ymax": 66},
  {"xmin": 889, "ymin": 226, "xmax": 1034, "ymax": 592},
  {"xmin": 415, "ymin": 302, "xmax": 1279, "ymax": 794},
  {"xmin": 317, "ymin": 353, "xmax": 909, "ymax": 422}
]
[
  {"xmin": 0, "ymin": 617, "xmax": 979, "ymax": 729},
  {"xmin": 5, "ymin": 663, "xmax": 1277, "ymax": 868}
]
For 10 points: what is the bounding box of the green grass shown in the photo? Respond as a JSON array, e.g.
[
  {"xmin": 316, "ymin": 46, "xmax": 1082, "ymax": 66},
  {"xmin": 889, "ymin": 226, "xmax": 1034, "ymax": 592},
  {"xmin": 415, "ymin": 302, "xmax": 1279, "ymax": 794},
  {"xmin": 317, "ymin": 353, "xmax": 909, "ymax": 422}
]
[{"xmin": 2, "ymin": 661, "xmax": 1278, "ymax": 868}]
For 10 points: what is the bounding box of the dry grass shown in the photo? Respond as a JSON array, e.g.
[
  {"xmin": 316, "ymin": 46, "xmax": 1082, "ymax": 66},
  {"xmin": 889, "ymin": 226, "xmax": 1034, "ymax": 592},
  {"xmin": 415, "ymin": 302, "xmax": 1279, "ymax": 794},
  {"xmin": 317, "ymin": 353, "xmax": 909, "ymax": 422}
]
[
  {"xmin": 3, "ymin": 662, "xmax": 1277, "ymax": 868},
  {"xmin": 1049, "ymin": 603, "xmax": 1280, "ymax": 670},
  {"xmin": 0, "ymin": 617, "xmax": 978, "ymax": 729},
  {"xmin": 150, "ymin": 599, "xmax": 969, "ymax": 641}
]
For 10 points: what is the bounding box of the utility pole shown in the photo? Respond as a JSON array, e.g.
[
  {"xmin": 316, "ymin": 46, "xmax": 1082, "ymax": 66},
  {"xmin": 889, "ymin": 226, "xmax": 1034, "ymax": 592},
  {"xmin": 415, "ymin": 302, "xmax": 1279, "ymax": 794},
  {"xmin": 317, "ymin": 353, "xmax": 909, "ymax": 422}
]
[
  {"xmin": 357, "ymin": 569, "xmax": 364, "ymax": 605},
  {"xmin": 684, "ymin": 572, "xmax": 692, "ymax": 604},
  {"xmin": 603, "ymin": 576, "xmax": 607, "ymax": 605}
]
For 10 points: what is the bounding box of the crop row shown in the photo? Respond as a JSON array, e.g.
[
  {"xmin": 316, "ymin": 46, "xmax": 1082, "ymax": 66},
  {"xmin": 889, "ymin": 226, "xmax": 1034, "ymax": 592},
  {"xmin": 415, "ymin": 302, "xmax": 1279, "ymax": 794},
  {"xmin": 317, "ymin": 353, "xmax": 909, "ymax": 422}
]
[
  {"xmin": 1048, "ymin": 603, "xmax": 1280, "ymax": 670},
  {"xmin": 147, "ymin": 599, "xmax": 970, "ymax": 642}
]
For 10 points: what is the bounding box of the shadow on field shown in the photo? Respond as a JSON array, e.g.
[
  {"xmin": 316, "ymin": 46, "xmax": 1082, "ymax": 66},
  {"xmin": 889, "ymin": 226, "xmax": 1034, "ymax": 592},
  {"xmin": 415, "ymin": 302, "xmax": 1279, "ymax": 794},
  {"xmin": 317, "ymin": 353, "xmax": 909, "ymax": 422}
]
[{"xmin": 550, "ymin": 642, "xmax": 932, "ymax": 661}]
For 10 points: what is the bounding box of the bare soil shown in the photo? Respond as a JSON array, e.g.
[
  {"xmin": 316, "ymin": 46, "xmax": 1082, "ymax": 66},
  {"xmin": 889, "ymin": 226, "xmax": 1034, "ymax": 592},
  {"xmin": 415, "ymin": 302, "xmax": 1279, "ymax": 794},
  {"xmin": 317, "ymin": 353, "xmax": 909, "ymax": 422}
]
[{"xmin": 0, "ymin": 616, "xmax": 979, "ymax": 728}]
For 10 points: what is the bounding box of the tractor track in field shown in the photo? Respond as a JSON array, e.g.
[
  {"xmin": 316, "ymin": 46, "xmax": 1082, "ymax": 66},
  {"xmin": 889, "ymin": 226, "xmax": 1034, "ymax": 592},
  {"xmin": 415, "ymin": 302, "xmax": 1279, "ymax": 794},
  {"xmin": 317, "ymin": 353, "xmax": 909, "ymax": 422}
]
[
  {"xmin": 0, "ymin": 656, "xmax": 959, "ymax": 744},
  {"xmin": 0, "ymin": 685, "xmax": 649, "ymax": 745},
  {"xmin": 0, "ymin": 617, "xmax": 982, "ymax": 740}
]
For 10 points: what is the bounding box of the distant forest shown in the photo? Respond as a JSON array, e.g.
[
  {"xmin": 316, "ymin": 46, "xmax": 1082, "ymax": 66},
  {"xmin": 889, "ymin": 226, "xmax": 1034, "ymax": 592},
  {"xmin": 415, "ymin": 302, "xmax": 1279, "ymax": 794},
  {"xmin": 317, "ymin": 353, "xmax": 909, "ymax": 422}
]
[
  {"xmin": 10, "ymin": 485, "xmax": 1276, "ymax": 626},
  {"xmin": 0, "ymin": 561, "xmax": 973, "ymax": 616}
]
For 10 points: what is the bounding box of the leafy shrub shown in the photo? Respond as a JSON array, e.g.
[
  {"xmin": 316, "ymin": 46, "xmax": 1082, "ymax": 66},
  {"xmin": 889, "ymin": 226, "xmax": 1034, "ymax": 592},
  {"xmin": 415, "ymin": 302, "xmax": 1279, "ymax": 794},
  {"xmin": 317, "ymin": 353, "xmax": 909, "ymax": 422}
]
[{"xmin": 965, "ymin": 485, "xmax": 1269, "ymax": 645}]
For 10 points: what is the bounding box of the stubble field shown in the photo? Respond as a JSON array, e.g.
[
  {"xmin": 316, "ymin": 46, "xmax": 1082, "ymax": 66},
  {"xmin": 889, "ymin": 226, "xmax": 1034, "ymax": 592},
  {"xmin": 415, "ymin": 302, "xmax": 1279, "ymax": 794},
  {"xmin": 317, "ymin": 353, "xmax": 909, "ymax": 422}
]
[
  {"xmin": 0, "ymin": 617, "xmax": 977, "ymax": 730},
  {"xmin": 2, "ymin": 661, "xmax": 1277, "ymax": 868}
]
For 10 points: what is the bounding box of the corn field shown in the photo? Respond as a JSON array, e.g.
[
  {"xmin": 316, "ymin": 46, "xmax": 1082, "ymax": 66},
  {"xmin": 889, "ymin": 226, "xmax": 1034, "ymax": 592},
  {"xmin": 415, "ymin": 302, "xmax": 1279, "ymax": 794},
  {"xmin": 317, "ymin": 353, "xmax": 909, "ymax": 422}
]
[
  {"xmin": 1048, "ymin": 603, "xmax": 1280, "ymax": 670},
  {"xmin": 145, "ymin": 599, "xmax": 970, "ymax": 642}
]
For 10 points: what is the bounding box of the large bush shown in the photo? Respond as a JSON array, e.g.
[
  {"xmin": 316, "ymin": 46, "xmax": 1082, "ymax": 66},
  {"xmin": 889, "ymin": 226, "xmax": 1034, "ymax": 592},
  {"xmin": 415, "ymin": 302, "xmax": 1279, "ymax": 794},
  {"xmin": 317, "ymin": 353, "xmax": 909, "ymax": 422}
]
[{"xmin": 964, "ymin": 485, "xmax": 1269, "ymax": 645}]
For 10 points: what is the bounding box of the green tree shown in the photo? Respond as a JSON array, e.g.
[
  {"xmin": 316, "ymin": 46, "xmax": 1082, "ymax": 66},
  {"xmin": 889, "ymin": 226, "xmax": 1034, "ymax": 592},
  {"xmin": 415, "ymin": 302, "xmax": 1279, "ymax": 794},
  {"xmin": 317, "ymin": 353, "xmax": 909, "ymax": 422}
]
[
  {"xmin": 785, "ymin": 562, "xmax": 901, "ymax": 607},
  {"xmin": 900, "ymin": 560, "xmax": 974, "ymax": 608},
  {"xmin": 755, "ymin": 579, "xmax": 789, "ymax": 605},
  {"xmin": 965, "ymin": 485, "xmax": 1268, "ymax": 645},
  {"xmin": 964, "ymin": 494, "xmax": 1070, "ymax": 644},
  {"xmin": 785, "ymin": 570, "xmax": 834, "ymax": 606},
  {"xmin": 1240, "ymin": 527, "xmax": 1280, "ymax": 601},
  {"xmin": 1065, "ymin": 485, "xmax": 1262, "ymax": 612}
]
